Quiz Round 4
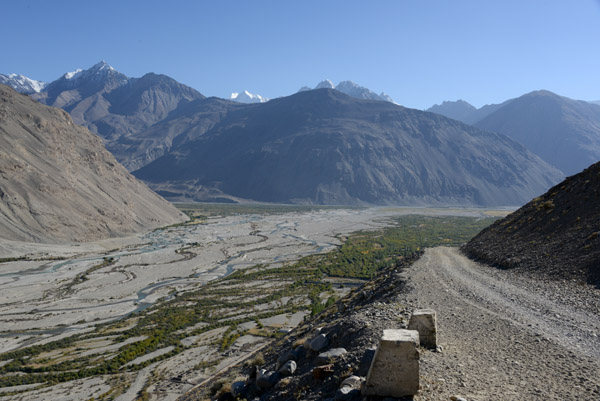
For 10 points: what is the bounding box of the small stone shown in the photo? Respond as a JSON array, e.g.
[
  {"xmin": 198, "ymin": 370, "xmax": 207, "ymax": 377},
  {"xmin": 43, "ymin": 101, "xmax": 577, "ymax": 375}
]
[
  {"xmin": 450, "ymin": 396, "xmax": 467, "ymax": 401},
  {"xmin": 305, "ymin": 333, "xmax": 329, "ymax": 352},
  {"xmin": 256, "ymin": 369, "xmax": 280, "ymax": 389},
  {"xmin": 340, "ymin": 375, "xmax": 364, "ymax": 389},
  {"xmin": 230, "ymin": 381, "xmax": 245, "ymax": 398},
  {"xmin": 278, "ymin": 360, "xmax": 297, "ymax": 377},
  {"xmin": 335, "ymin": 387, "xmax": 360, "ymax": 401},
  {"xmin": 316, "ymin": 348, "xmax": 347, "ymax": 365},
  {"xmin": 276, "ymin": 350, "xmax": 296, "ymax": 369}
]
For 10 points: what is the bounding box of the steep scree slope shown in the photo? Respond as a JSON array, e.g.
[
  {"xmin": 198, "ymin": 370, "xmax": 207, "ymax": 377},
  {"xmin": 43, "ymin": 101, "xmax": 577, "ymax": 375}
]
[
  {"xmin": 0, "ymin": 84, "xmax": 186, "ymax": 243},
  {"xmin": 463, "ymin": 161, "xmax": 600, "ymax": 286}
]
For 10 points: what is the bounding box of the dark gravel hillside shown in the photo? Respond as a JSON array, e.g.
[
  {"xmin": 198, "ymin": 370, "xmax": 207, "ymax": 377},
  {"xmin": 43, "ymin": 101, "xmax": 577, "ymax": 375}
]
[{"xmin": 463, "ymin": 161, "xmax": 600, "ymax": 286}]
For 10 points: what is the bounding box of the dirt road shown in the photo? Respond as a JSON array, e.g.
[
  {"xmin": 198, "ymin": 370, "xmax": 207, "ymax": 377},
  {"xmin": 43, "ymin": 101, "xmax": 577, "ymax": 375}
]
[{"xmin": 399, "ymin": 247, "xmax": 600, "ymax": 401}]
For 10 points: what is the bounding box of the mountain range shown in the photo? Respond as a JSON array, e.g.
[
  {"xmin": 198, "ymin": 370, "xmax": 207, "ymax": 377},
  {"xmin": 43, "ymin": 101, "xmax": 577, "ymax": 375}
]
[
  {"xmin": 29, "ymin": 61, "xmax": 206, "ymax": 170},
  {"xmin": 7, "ymin": 61, "xmax": 597, "ymax": 207},
  {"xmin": 0, "ymin": 84, "xmax": 185, "ymax": 242},
  {"xmin": 427, "ymin": 92, "xmax": 600, "ymax": 175},
  {"xmin": 5, "ymin": 63, "xmax": 401, "ymax": 174},
  {"xmin": 299, "ymin": 79, "xmax": 395, "ymax": 103},
  {"xmin": 133, "ymin": 88, "xmax": 562, "ymax": 206}
]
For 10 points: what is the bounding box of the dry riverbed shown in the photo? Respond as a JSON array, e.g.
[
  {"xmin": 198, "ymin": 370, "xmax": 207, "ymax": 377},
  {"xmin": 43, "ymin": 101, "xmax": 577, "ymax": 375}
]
[{"xmin": 0, "ymin": 206, "xmax": 501, "ymax": 400}]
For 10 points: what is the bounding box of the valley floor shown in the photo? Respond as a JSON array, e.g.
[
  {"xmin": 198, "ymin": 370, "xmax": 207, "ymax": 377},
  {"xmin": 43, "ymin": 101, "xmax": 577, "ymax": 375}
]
[
  {"xmin": 0, "ymin": 206, "xmax": 497, "ymax": 401},
  {"xmin": 402, "ymin": 247, "xmax": 600, "ymax": 401}
]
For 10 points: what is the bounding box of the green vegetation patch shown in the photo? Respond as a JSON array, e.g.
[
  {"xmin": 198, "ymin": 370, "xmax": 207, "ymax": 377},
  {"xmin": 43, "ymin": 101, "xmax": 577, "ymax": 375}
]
[{"xmin": 0, "ymin": 214, "xmax": 496, "ymax": 390}]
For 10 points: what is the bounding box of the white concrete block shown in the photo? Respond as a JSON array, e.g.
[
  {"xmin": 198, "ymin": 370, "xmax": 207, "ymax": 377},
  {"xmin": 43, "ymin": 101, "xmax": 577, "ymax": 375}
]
[
  {"xmin": 408, "ymin": 308, "xmax": 437, "ymax": 348},
  {"xmin": 363, "ymin": 329, "xmax": 420, "ymax": 397}
]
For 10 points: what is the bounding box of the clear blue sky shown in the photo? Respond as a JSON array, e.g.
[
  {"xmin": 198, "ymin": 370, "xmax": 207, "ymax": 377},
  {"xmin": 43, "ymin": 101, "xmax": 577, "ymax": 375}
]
[{"xmin": 2, "ymin": 0, "xmax": 599, "ymax": 109}]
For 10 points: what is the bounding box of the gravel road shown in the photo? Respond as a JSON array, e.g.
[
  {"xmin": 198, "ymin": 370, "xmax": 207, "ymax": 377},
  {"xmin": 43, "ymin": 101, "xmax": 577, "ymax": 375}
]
[{"xmin": 399, "ymin": 247, "xmax": 600, "ymax": 401}]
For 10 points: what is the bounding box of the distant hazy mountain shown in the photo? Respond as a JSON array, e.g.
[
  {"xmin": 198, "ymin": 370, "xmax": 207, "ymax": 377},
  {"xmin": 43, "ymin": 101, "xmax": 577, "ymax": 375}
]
[
  {"xmin": 463, "ymin": 160, "xmax": 600, "ymax": 286},
  {"xmin": 426, "ymin": 99, "xmax": 508, "ymax": 124},
  {"xmin": 474, "ymin": 90, "xmax": 600, "ymax": 175},
  {"xmin": 134, "ymin": 89, "xmax": 562, "ymax": 206},
  {"xmin": 0, "ymin": 84, "xmax": 185, "ymax": 243},
  {"xmin": 0, "ymin": 73, "xmax": 46, "ymax": 94},
  {"xmin": 299, "ymin": 80, "xmax": 395, "ymax": 103},
  {"xmin": 590, "ymin": 100, "xmax": 600, "ymax": 106},
  {"xmin": 230, "ymin": 90, "xmax": 268, "ymax": 103},
  {"xmin": 426, "ymin": 100, "xmax": 477, "ymax": 123},
  {"xmin": 32, "ymin": 61, "xmax": 205, "ymax": 170}
]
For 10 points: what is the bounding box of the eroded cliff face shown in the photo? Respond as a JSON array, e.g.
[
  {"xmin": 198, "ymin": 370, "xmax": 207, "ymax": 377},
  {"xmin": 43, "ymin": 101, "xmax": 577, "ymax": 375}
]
[{"xmin": 0, "ymin": 84, "xmax": 186, "ymax": 243}]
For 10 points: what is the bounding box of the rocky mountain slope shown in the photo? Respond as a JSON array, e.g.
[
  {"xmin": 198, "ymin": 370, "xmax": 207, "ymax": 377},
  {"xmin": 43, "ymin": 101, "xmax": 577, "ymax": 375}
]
[
  {"xmin": 31, "ymin": 61, "xmax": 205, "ymax": 170},
  {"xmin": 134, "ymin": 89, "xmax": 563, "ymax": 206},
  {"xmin": 0, "ymin": 73, "xmax": 46, "ymax": 94},
  {"xmin": 474, "ymin": 90, "xmax": 600, "ymax": 175},
  {"xmin": 0, "ymin": 84, "xmax": 186, "ymax": 243},
  {"xmin": 428, "ymin": 91, "xmax": 600, "ymax": 176},
  {"xmin": 463, "ymin": 161, "xmax": 600, "ymax": 286}
]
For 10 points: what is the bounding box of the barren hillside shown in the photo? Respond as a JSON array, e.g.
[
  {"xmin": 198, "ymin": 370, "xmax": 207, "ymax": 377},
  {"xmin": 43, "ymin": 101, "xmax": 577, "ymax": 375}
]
[{"xmin": 0, "ymin": 84, "xmax": 186, "ymax": 243}]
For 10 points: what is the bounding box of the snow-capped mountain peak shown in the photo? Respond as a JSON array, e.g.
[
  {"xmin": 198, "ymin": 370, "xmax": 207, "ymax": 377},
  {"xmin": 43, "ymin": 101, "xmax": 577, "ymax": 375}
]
[
  {"xmin": 64, "ymin": 69, "xmax": 83, "ymax": 80},
  {"xmin": 89, "ymin": 60, "xmax": 115, "ymax": 73},
  {"xmin": 62, "ymin": 61, "xmax": 122, "ymax": 81},
  {"xmin": 0, "ymin": 73, "xmax": 46, "ymax": 94},
  {"xmin": 230, "ymin": 90, "xmax": 269, "ymax": 103},
  {"xmin": 315, "ymin": 79, "xmax": 335, "ymax": 89},
  {"xmin": 53, "ymin": 61, "xmax": 128, "ymax": 91}
]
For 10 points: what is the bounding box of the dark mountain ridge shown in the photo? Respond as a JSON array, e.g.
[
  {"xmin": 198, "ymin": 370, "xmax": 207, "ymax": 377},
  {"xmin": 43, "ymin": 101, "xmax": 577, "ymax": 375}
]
[
  {"xmin": 463, "ymin": 161, "xmax": 600, "ymax": 286},
  {"xmin": 134, "ymin": 89, "xmax": 563, "ymax": 206},
  {"xmin": 31, "ymin": 62, "xmax": 205, "ymax": 170}
]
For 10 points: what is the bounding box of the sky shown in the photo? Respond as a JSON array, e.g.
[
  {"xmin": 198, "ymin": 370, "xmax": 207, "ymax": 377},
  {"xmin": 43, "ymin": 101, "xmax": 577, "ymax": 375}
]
[{"xmin": 2, "ymin": 0, "xmax": 600, "ymax": 109}]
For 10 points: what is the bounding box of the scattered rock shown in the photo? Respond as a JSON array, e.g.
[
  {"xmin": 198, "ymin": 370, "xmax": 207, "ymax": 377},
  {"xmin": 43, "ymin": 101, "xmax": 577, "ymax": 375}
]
[
  {"xmin": 305, "ymin": 333, "xmax": 329, "ymax": 352},
  {"xmin": 256, "ymin": 369, "xmax": 280, "ymax": 389},
  {"xmin": 316, "ymin": 348, "xmax": 348, "ymax": 365},
  {"xmin": 341, "ymin": 375, "xmax": 364, "ymax": 390},
  {"xmin": 230, "ymin": 381, "xmax": 246, "ymax": 398},
  {"xmin": 450, "ymin": 396, "xmax": 468, "ymax": 401},
  {"xmin": 335, "ymin": 386, "xmax": 361, "ymax": 401},
  {"xmin": 276, "ymin": 349, "xmax": 296, "ymax": 369},
  {"xmin": 277, "ymin": 360, "xmax": 297, "ymax": 377}
]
